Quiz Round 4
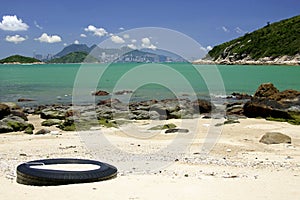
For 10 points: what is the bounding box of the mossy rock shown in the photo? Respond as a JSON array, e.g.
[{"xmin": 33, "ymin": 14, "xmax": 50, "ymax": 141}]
[
  {"xmin": 41, "ymin": 119, "xmax": 62, "ymax": 126},
  {"xmin": 148, "ymin": 123, "xmax": 177, "ymax": 130},
  {"xmin": 24, "ymin": 124, "xmax": 34, "ymax": 134},
  {"xmin": 267, "ymin": 111, "xmax": 300, "ymax": 125}
]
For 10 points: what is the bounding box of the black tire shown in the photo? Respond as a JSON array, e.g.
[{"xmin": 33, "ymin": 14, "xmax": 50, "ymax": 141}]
[{"xmin": 16, "ymin": 158, "xmax": 117, "ymax": 186}]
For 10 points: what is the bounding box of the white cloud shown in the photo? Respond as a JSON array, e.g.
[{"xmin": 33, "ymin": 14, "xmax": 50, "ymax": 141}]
[
  {"xmin": 34, "ymin": 21, "xmax": 43, "ymax": 30},
  {"xmin": 63, "ymin": 43, "xmax": 68, "ymax": 46},
  {"xmin": 0, "ymin": 15, "xmax": 29, "ymax": 31},
  {"xmin": 222, "ymin": 26, "xmax": 229, "ymax": 33},
  {"xmin": 84, "ymin": 25, "xmax": 107, "ymax": 37},
  {"xmin": 119, "ymin": 27, "xmax": 125, "ymax": 30},
  {"xmin": 5, "ymin": 34, "xmax": 27, "ymax": 44},
  {"xmin": 123, "ymin": 34, "xmax": 130, "ymax": 39},
  {"xmin": 206, "ymin": 45, "xmax": 213, "ymax": 51},
  {"xmin": 35, "ymin": 33, "xmax": 62, "ymax": 43},
  {"xmin": 80, "ymin": 33, "xmax": 87, "ymax": 38},
  {"xmin": 127, "ymin": 44, "xmax": 137, "ymax": 49},
  {"xmin": 111, "ymin": 35, "xmax": 125, "ymax": 44},
  {"xmin": 131, "ymin": 39, "xmax": 137, "ymax": 43},
  {"xmin": 74, "ymin": 40, "xmax": 79, "ymax": 44},
  {"xmin": 141, "ymin": 37, "xmax": 157, "ymax": 50},
  {"xmin": 235, "ymin": 27, "xmax": 246, "ymax": 34}
]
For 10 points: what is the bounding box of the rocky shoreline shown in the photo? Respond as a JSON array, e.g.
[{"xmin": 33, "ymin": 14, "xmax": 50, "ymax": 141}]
[
  {"xmin": 193, "ymin": 54, "xmax": 300, "ymax": 66},
  {"xmin": 1, "ymin": 83, "xmax": 299, "ymax": 134}
]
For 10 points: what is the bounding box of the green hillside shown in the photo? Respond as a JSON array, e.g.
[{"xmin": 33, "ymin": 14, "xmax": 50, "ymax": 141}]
[
  {"xmin": 208, "ymin": 15, "xmax": 300, "ymax": 61},
  {"xmin": 0, "ymin": 55, "xmax": 41, "ymax": 64},
  {"xmin": 48, "ymin": 52, "xmax": 99, "ymax": 63}
]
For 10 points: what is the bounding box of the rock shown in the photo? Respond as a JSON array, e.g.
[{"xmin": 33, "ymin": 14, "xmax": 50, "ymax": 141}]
[
  {"xmin": 192, "ymin": 99, "xmax": 215, "ymax": 114},
  {"xmin": 92, "ymin": 90, "xmax": 109, "ymax": 96},
  {"xmin": 228, "ymin": 92, "xmax": 252, "ymax": 100},
  {"xmin": 0, "ymin": 104, "xmax": 10, "ymax": 119},
  {"xmin": 269, "ymin": 89, "xmax": 300, "ymax": 103},
  {"xmin": 40, "ymin": 108, "xmax": 66, "ymax": 120},
  {"xmin": 165, "ymin": 128, "xmax": 189, "ymax": 134},
  {"xmin": 17, "ymin": 98, "xmax": 35, "ymax": 102},
  {"xmin": 35, "ymin": 128, "xmax": 51, "ymax": 135},
  {"xmin": 254, "ymin": 83, "xmax": 279, "ymax": 98},
  {"xmin": 41, "ymin": 119, "xmax": 62, "ymax": 126},
  {"xmin": 97, "ymin": 98, "xmax": 121, "ymax": 106},
  {"xmin": 10, "ymin": 110, "xmax": 28, "ymax": 121},
  {"xmin": 24, "ymin": 124, "xmax": 34, "ymax": 134},
  {"xmin": 259, "ymin": 132, "xmax": 291, "ymax": 144},
  {"xmin": 243, "ymin": 98, "xmax": 292, "ymax": 119},
  {"xmin": 148, "ymin": 123, "xmax": 177, "ymax": 130},
  {"xmin": 0, "ymin": 121, "xmax": 14, "ymax": 133},
  {"xmin": 114, "ymin": 90, "xmax": 133, "ymax": 95},
  {"xmin": 226, "ymin": 103, "xmax": 244, "ymax": 116},
  {"xmin": 1, "ymin": 115, "xmax": 33, "ymax": 132},
  {"xmin": 1, "ymin": 102, "xmax": 21, "ymax": 110}
]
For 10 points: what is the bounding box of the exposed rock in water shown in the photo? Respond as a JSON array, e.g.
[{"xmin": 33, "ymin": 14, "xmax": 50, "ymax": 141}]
[
  {"xmin": 254, "ymin": 83, "xmax": 279, "ymax": 98},
  {"xmin": 92, "ymin": 90, "xmax": 109, "ymax": 96},
  {"xmin": 114, "ymin": 90, "xmax": 133, "ymax": 95},
  {"xmin": 17, "ymin": 98, "xmax": 35, "ymax": 102},
  {"xmin": 259, "ymin": 132, "xmax": 291, "ymax": 144}
]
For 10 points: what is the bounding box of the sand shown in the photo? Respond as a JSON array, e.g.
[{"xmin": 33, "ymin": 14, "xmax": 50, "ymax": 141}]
[{"xmin": 0, "ymin": 115, "xmax": 300, "ymax": 200}]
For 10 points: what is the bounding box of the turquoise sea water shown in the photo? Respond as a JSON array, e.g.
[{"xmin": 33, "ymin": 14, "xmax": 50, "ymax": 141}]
[{"xmin": 0, "ymin": 63, "xmax": 300, "ymax": 105}]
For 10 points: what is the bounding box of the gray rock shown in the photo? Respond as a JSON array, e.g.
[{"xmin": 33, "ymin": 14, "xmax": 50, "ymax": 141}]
[
  {"xmin": 35, "ymin": 128, "xmax": 51, "ymax": 135},
  {"xmin": 10, "ymin": 110, "xmax": 28, "ymax": 121},
  {"xmin": 0, "ymin": 121, "xmax": 14, "ymax": 133},
  {"xmin": 40, "ymin": 109, "xmax": 66, "ymax": 120},
  {"xmin": 259, "ymin": 132, "xmax": 291, "ymax": 144},
  {"xmin": 1, "ymin": 115, "xmax": 34, "ymax": 132}
]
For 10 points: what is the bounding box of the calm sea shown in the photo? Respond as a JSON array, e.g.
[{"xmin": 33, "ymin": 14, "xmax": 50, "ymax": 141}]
[{"xmin": 1, "ymin": 63, "xmax": 300, "ymax": 105}]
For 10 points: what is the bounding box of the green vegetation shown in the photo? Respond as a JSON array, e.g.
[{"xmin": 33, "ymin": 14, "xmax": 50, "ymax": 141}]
[
  {"xmin": 48, "ymin": 52, "xmax": 98, "ymax": 63},
  {"xmin": 0, "ymin": 55, "xmax": 41, "ymax": 64},
  {"xmin": 266, "ymin": 112, "xmax": 300, "ymax": 125},
  {"xmin": 208, "ymin": 15, "xmax": 300, "ymax": 60}
]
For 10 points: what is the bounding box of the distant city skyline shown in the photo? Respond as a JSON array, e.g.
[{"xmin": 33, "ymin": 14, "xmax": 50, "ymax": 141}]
[{"xmin": 0, "ymin": 0, "xmax": 299, "ymax": 59}]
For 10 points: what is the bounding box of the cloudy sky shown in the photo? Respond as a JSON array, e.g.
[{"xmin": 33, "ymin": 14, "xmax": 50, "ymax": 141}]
[{"xmin": 0, "ymin": 0, "xmax": 299, "ymax": 58}]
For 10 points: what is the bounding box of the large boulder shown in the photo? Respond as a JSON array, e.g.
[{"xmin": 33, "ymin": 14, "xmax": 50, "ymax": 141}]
[
  {"xmin": 40, "ymin": 108, "xmax": 66, "ymax": 120},
  {"xmin": 243, "ymin": 98, "xmax": 292, "ymax": 119},
  {"xmin": 0, "ymin": 115, "xmax": 34, "ymax": 133},
  {"xmin": 192, "ymin": 99, "xmax": 215, "ymax": 114},
  {"xmin": 259, "ymin": 132, "xmax": 291, "ymax": 144},
  {"xmin": 0, "ymin": 104, "xmax": 10, "ymax": 119},
  {"xmin": 254, "ymin": 83, "xmax": 279, "ymax": 98}
]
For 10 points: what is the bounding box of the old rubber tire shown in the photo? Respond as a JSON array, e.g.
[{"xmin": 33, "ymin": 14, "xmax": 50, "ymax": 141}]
[{"xmin": 16, "ymin": 158, "xmax": 117, "ymax": 186}]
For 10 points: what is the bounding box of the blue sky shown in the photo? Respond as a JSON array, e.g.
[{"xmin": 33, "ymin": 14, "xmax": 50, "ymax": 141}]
[{"xmin": 0, "ymin": 0, "xmax": 299, "ymax": 59}]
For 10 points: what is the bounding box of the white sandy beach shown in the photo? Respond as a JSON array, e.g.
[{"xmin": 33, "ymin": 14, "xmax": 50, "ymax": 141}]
[{"xmin": 0, "ymin": 115, "xmax": 300, "ymax": 200}]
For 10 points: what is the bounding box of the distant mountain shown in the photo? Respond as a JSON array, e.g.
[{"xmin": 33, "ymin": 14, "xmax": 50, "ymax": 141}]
[
  {"xmin": 53, "ymin": 44, "xmax": 187, "ymax": 63},
  {"xmin": 115, "ymin": 49, "xmax": 167, "ymax": 63},
  {"xmin": 141, "ymin": 48, "xmax": 187, "ymax": 62},
  {"xmin": 48, "ymin": 52, "xmax": 98, "ymax": 63},
  {"xmin": 207, "ymin": 15, "xmax": 300, "ymax": 64},
  {"xmin": 0, "ymin": 55, "xmax": 41, "ymax": 64},
  {"xmin": 54, "ymin": 44, "xmax": 91, "ymax": 58}
]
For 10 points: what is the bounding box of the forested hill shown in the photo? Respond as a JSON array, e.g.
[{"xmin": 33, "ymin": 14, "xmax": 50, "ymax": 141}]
[{"xmin": 207, "ymin": 15, "xmax": 300, "ymax": 64}]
